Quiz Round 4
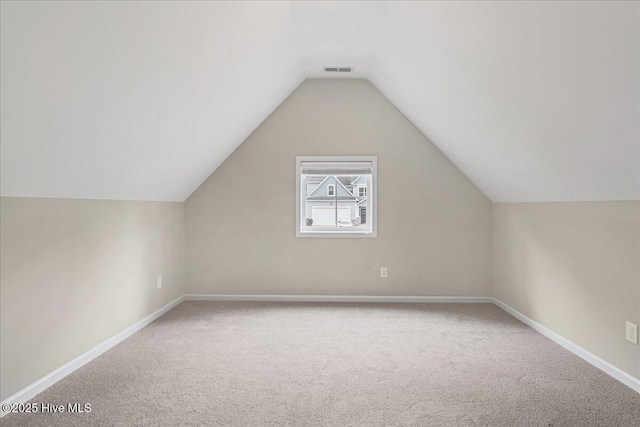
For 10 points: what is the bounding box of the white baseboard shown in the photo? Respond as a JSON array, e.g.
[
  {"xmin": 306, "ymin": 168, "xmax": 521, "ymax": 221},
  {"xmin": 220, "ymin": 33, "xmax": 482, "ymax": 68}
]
[
  {"xmin": 184, "ymin": 294, "xmax": 494, "ymax": 303},
  {"xmin": 493, "ymin": 298, "xmax": 640, "ymax": 393},
  {"xmin": 0, "ymin": 295, "xmax": 185, "ymax": 418},
  {"xmin": 2, "ymin": 294, "xmax": 637, "ymax": 418}
]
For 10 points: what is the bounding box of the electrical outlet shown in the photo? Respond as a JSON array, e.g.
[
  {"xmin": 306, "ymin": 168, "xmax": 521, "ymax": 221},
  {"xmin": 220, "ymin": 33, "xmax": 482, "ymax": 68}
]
[
  {"xmin": 626, "ymin": 322, "xmax": 638, "ymax": 345},
  {"xmin": 380, "ymin": 267, "xmax": 387, "ymax": 278},
  {"xmin": 156, "ymin": 276, "xmax": 163, "ymax": 289}
]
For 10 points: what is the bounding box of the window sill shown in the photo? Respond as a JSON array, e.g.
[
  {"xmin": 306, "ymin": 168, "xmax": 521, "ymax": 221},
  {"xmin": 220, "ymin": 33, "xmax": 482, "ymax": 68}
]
[{"xmin": 296, "ymin": 230, "xmax": 377, "ymax": 238}]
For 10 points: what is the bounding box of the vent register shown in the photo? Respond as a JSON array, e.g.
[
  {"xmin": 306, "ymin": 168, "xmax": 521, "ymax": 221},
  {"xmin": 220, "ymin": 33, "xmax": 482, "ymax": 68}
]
[{"xmin": 323, "ymin": 66, "xmax": 353, "ymax": 73}]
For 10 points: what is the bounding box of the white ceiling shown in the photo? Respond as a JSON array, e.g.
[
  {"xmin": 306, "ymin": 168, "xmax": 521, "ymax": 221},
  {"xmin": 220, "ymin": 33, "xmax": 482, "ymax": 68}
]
[
  {"xmin": 1, "ymin": 2, "xmax": 304, "ymax": 201},
  {"xmin": 1, "ymin": 1, "xmax": 638, "ymax": 202}
]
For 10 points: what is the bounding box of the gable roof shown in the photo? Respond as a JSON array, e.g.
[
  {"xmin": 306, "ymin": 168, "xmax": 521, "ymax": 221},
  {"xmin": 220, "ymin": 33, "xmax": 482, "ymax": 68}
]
[
  {"xmin": 307, "ymin": 176, "xmax": 357, "ymax": 200},
  {"xmin": 306, "ymin": 176, "xmax": 330, "ymax": 198},
  {"xmin": 1, "ymin": 1, "xmax": 637, "ymax": 202}
]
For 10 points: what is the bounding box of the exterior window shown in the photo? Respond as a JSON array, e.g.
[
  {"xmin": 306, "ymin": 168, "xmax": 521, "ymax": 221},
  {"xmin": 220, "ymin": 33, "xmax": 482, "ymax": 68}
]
[{"xmin": 296, "ymin": 156, "xmax": 377, "ymax": 237}]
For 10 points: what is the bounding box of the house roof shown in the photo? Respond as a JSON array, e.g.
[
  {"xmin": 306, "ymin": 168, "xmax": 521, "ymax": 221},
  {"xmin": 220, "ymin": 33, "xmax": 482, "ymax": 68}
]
[
  {"xmin": 307, "ymin": 176, "xmax": 357, "ymax": 200},
  {"xmin": 1, "ymin": 1, "xmax": 637, "ymax": 202}
]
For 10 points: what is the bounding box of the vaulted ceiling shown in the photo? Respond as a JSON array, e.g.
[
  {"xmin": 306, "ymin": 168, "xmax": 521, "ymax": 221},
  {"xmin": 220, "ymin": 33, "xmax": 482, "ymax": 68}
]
[{"xmin": 1, "ymin": 1, "xmax": 638, "ymax": 202}]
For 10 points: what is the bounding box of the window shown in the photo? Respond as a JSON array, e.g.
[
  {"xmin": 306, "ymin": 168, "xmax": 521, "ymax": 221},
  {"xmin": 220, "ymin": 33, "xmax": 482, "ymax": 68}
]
[{"xmin": 296, "ymin": 156, "xmax": 377, "ymax": 237}]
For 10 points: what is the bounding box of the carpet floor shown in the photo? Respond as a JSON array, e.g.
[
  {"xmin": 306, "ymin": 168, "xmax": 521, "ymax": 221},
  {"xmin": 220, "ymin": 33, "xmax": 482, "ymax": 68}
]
[{"xmin": 2, "ymin": 301, "xmax": 639, "ymax": 426}]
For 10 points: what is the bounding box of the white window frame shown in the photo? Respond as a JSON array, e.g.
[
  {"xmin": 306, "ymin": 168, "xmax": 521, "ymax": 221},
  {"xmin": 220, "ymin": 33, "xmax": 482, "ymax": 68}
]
[
  {"xmin": 296, "ymin": 156, "xmax": 377, "ymax": 238},
  {"xmin": 327, "ymin": 184, "xmax": 335, "ymax": 196},
  {"xmin": 358, "ymin": 186, "xmax": 366, "ymax": 197}
]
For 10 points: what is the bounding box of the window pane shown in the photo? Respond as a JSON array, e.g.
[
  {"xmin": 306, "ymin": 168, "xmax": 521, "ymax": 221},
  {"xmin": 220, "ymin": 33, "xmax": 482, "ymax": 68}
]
[{"xmin": 302, "ymin": 174, "xmax": 365, "ymax": 230}]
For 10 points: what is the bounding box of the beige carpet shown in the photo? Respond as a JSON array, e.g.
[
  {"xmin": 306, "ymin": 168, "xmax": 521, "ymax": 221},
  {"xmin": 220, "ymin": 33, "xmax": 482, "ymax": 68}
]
[{"xmin": 2, "ymin": 301, "xmax": 639, "ymax": 426}]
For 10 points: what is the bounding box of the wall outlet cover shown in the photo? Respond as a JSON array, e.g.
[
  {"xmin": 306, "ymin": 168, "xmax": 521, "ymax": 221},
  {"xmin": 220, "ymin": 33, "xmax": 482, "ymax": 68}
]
[
  {"xmin": 157, "ymin": 276, "xmax": 163, "ymax": 289},
  {"xmin": 380, "ymin": 267, "xmax": 387, "ymax": 278},
  {"xmin": 626, "ymin": 322, "xmax": 638, "ymax": 345}
]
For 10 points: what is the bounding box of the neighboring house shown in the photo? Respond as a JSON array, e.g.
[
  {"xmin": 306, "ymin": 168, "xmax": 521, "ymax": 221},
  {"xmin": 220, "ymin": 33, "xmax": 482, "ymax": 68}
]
[
  {"xmin": 305, "ymin": 175, "xmax": 368, "ymax": 226},
  {"xmin": 346, "ymin": 176, "xmax": 368, "ymax": 224}
]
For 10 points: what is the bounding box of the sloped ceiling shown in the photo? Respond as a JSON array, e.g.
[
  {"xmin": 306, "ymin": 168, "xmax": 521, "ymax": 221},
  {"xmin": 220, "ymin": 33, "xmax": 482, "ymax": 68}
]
[
  {"xmin": 1, "ymin": 2, "xmax": 304, "ymax": 201},
  {"xmin": 1, "ymin": 1, "xmax": 638, "ymax": 202}
]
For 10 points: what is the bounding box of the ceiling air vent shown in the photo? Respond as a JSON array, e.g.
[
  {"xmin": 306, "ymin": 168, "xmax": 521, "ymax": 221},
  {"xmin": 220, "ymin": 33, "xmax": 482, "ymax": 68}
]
[{"xmin": 323, "ymin": 66, "xmax": 353, "ymax": 73}]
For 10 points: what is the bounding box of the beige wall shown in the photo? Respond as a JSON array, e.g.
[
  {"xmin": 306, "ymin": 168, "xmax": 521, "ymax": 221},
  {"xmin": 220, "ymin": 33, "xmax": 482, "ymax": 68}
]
[
  {"xmin": 493, "ymin": 202, "xmax": 640, "ymax": 379},
  {"xmin": 4, "ymin": 78, "xmax": 635, "ymax": 403},
  {"xmin": 0, "ymin": 197, "xmax": 185, "ymax": 400},
  {"xmin": 185, "ymin": 79, "xmax": 493, "ymax": 297}
]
